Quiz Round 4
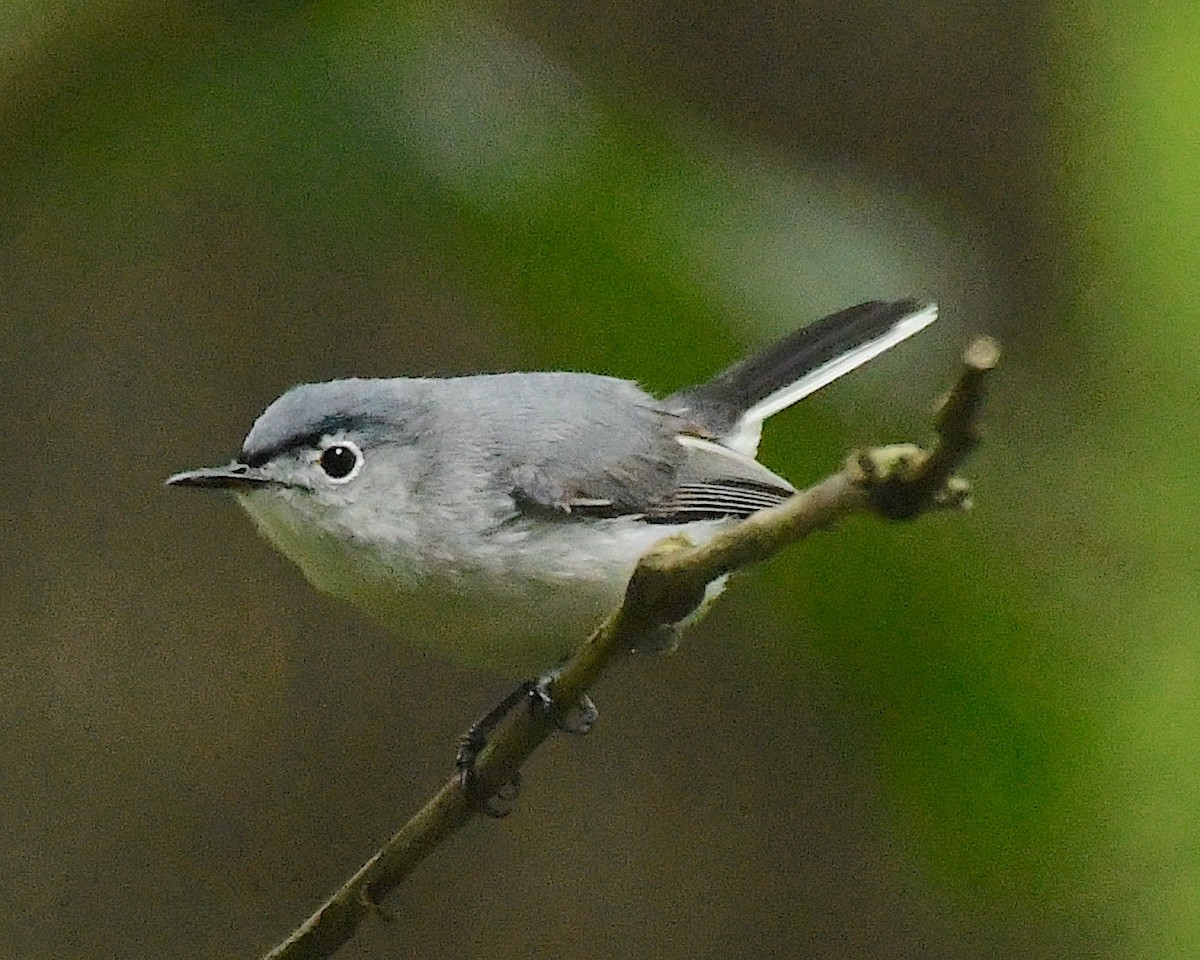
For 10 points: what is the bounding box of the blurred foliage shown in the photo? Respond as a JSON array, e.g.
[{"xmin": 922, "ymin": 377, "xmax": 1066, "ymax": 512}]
[
  {"xmin": 1, "ymin": 1, "xmax": 1196, "ymax": 959},
  {"xmin": 1048, "ymin": 2, "xmax": 1200, "ymax": 956}
]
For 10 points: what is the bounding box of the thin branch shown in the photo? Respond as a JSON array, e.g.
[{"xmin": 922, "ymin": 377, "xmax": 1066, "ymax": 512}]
[{"xmin": 258, "ymin": 337, "xmax": 1000, "ymax": 960}]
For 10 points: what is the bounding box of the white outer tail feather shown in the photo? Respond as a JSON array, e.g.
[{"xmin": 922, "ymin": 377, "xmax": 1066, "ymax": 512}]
[{"xmin": 723, "ymin": 302, "xmax": 939, "ymax": 456}]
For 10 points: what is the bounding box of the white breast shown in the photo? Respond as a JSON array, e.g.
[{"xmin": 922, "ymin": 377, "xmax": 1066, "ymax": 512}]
[{"xmin": 236, "ymin": 486, "xmax": 731, "ymax": 672}]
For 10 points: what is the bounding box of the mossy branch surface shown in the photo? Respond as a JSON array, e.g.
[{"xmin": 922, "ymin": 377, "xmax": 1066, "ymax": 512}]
[{"xmin": 259, "ymin": 336, "xmax": 1000, "ymax": 960}]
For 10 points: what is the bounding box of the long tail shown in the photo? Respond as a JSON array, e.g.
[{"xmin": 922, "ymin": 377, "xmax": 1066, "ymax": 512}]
[{"xmin": 666, "ymin": 300, "xmax": 938, "ymax": 455}]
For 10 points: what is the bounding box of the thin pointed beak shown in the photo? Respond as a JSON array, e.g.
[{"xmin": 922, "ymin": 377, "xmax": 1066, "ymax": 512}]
[{"xmin": 165, "ymin": 462, "xmax": 283, "ymax": 490}]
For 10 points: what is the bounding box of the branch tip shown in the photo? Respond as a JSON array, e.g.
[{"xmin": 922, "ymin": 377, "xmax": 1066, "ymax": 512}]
[{"xmin": 964, "ymin": 335, "xmax": 1001, "ymax": 371}]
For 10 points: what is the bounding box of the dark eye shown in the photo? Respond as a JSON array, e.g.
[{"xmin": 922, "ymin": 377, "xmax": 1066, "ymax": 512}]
[{"xmin": 318, "ymin": 443, "xmax": 361, "ymax": 480}]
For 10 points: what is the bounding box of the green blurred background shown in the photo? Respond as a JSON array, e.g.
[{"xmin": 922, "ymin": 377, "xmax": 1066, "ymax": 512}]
[{"xmin": 2, "ymin": 1, "xmax": 1195, "ymax": 957}]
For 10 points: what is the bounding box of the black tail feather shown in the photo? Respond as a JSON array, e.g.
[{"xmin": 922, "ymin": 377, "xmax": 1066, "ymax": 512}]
[{"xmin": 666, "ymin": 299, "xmax": 925, "ymax": 435}]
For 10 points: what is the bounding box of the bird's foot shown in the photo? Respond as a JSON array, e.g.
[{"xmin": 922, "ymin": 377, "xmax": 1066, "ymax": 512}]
[{"xmin": 456, "ymin": 674, "xmax": 598, "ymax": 817}]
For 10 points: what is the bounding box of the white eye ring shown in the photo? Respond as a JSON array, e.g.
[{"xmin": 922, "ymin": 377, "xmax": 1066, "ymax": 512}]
[{"xmin": 316, "ymin": 439, "xmax": 363, "ymax": 483}]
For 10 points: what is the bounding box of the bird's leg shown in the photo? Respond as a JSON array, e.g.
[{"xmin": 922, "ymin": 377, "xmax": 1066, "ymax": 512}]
[
  {"xmin": 455, "ymin": 683, "xmax": 529, "ymax": 817},
  {"xmin": 456, "ymin": 672, "xmax": 598, "ymax": 817}
]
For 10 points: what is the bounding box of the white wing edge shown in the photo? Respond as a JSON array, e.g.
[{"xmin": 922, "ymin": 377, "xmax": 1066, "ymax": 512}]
[{"xmin": 676, "ymin": 434, "xmax": 797, "ymax": 492}]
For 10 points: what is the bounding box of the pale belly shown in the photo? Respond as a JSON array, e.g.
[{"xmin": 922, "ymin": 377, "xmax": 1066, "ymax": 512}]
[{"xmin": 238, "ymin": 490, "xmax": 732, "ymax": 673}]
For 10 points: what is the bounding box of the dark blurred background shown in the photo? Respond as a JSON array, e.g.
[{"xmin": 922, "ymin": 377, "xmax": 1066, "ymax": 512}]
[{"xmin": 3, "ymin": 1, "xmax": 1195, "ymax": 958}]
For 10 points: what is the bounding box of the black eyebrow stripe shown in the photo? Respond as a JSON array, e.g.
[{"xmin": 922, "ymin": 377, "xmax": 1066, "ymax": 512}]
[
  {"xmin": 240, "ymin": 413, "xmax": 392, "ymax": 467},
  {"xmin": 241, "ymin": 431, "xmax": 324, "ymax": 467}
]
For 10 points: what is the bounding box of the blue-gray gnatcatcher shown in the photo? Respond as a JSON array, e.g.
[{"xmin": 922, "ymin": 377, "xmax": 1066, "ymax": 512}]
[{"xmin": 167, "ymin": 300, "xmax": 937, "ymax": 672}]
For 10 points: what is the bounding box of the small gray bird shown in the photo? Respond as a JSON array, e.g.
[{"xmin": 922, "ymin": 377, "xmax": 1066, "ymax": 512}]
[{"xmin": 168, "ymin": 300, "xmax": 937, "ymax": 672}]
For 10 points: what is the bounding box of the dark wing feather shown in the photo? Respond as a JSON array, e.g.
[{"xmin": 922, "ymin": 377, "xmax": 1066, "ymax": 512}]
[
  {"xmin": 511, "ymin": 417, "xmax": 796, "ymax": 524},
  {"xmin": 641, "ymin": 478, "xmax": 794, "ymax": 523},
  {"xmin": 490, "ymin": 373, "xmax": 797, "ymax": 525}
]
